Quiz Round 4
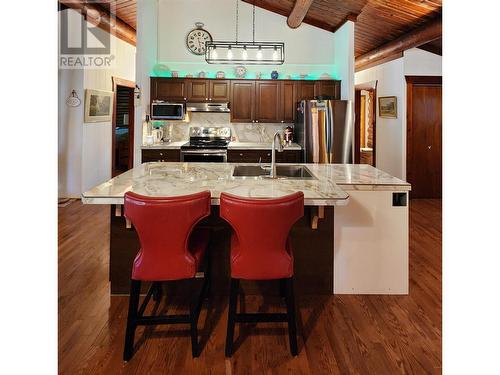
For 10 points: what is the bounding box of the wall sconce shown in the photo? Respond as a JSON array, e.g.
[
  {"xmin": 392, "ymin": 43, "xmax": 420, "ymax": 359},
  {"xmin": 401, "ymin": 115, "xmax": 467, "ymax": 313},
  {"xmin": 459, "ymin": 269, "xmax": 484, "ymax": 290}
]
[{"xmin": 66, "ymin": 90, "xmax": 81, "ymax": 107}]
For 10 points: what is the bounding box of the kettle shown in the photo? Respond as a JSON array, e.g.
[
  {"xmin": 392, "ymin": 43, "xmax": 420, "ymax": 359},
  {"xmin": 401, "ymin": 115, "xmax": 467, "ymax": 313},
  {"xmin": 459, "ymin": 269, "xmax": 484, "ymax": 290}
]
[{"xmin": 152, "ymin": 127, "xmax": 163, "ymax": 144}]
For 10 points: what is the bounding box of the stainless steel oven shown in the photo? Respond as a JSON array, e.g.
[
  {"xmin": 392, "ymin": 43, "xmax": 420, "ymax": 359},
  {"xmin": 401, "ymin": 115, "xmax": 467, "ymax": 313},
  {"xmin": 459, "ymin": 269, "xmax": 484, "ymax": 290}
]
[{"xmin": 180, "ymin": 126, "xmax": 231, "ymax": 163}]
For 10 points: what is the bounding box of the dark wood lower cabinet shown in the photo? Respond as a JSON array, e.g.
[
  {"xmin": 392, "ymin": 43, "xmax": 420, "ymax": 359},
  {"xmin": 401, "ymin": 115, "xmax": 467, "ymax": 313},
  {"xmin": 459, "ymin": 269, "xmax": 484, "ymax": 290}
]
[
  {"xmin": 141, "ymin": 149, "xmax": 180, "ymax": 163},
  {"xmin": 227, "ymin": 149, "xmax": 301, "ymax": 163}
]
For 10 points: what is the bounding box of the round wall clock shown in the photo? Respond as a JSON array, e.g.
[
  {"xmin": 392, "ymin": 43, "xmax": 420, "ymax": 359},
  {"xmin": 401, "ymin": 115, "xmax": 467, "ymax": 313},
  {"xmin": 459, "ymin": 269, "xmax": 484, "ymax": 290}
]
[{"xmin": 186, "ymin": 22, "xmax": 212, "ymax": 56}]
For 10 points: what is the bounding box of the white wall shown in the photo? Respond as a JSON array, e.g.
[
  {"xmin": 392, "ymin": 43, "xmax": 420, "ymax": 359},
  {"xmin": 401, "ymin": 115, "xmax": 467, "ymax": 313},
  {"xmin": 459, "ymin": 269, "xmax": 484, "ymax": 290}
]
[
  {"xmin": 82, "ymin": 38, "xmax": 136, "ymax": 192},
  {"xmin": 58, "ymin": 8, "xmax": 136, "ymax": 197},
  {"xmin": 58, "ymin": 68, "xmax": 83, "ymax": 197},
  {"xmin": 355, "ymin": 48, "xmax": 442, "ymax": 179},
  {"xmin": 404, "ymin": 48, "xmax": 442, "ymax": 76},
  {"xmin": 157, "ymin": 0, "xmax": 336, "ymax": 79},
  {"xmin": 333, "ymin": 21, "xmax": 355, "ymax": 101}
]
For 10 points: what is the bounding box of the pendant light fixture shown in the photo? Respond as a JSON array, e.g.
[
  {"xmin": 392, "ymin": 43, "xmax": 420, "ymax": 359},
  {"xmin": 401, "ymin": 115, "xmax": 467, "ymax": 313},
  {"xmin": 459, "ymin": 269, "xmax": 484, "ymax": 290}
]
[{"xmin": 205, "ymin": 1, "xmax": 285, "ymax": 65}]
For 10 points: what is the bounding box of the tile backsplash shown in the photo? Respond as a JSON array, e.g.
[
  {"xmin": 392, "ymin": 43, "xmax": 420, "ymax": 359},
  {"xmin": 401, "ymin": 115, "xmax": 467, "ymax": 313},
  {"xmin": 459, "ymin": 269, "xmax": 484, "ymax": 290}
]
[{"xmin": 148, "ymin": 113, "xmax": 293, "ymax": 143}]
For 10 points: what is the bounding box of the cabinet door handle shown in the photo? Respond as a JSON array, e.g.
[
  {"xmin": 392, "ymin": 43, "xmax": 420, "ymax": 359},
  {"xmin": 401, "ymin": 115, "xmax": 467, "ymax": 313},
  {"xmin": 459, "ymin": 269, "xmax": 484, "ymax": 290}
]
[
  {"xmin": 205, "ymin": 97, "xmax": 208, "ymax": 100},
  {"xmin": 239, "ymin": 153, "xmax": 243, "ymax": 157},
  {"xmin": 256, "ymin": 120, "xmax": 259, "ymax": 123},
  {"xmin": 281, "ymin": 120, "xmax": 284, "ymax": 123},
  {"xmin": 159, "ymin": 152, "xmax": 163, "ymax": 156},
  {"xmin": 267, "ymin": 153, "xmax": 271, "ymax": 157}
]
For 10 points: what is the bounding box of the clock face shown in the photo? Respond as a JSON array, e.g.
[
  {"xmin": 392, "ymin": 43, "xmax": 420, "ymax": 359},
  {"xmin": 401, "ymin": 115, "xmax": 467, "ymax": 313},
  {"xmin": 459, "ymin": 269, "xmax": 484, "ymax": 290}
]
[{"xmin": 186, "ymin": 28, "xmax": 212, "ymax": 55}]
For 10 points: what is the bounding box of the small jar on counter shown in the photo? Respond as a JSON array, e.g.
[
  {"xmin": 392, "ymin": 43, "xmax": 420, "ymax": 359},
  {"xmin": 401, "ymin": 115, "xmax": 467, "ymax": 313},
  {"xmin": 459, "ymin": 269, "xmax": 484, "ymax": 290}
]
[{"xmin": 284, "ymin": 126, "xmax": 293, "ymax": 145}]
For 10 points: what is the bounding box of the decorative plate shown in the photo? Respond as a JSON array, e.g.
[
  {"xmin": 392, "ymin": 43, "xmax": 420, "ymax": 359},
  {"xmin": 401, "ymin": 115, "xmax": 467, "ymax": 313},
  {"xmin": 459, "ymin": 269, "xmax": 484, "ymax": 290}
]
[{"xmin": 235, "ymin": 66, "xmax": 247, "ymax": 78}]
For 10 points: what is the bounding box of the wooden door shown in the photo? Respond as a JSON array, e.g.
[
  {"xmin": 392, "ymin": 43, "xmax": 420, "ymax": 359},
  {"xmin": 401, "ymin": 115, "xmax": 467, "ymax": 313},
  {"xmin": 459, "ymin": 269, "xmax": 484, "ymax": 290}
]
[
  {"xmin": 210, "ymin": 80, "xmax": 230, "ymax": 101},
  {"xmin": 297, "ymin": 81, "xmax": 316, "ymax": 100},
  {"xmin": 152, "ymin": 78, "xmax": 187, "ymax": 101},
  {"xmin": 112, "ymin": 77, "xmax": 135, "ymax": 177},
  {"xmin": 230, "ymin": 80, "xmax": 255, "ymax": 122},
  {"xmin": 315, "ymin": 80, "xmax": 341, "ymax": 99},
  {"xmin": 187, "ymin": 79, "xmax": 209, "ymax": 101},
  {"xmin": 281, "ymin": 81, "xmax": 297, "ymax": 123},
  {"xmin": 406, "ymin": 76, "xmax": 442, "ymax": 198},
  {"xmin": 255, "ymin": 81, "xmax": 281, "ymax": 123}
]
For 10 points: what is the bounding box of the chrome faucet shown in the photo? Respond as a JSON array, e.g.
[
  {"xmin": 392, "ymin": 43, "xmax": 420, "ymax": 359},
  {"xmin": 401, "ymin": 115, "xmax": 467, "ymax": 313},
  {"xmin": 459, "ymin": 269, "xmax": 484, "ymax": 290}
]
[{"xmin": 270, "ymin": 131, "xmax": 284, "ymax": 178}]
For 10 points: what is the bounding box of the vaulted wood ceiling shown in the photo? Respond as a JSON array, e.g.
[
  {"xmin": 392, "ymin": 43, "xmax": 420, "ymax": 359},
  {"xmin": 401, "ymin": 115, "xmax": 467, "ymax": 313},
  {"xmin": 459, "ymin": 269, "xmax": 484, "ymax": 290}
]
[
  {"xmin": 244, "ymin": 0, "xmax": 442, "ymax": 57},
  {"xmin": 100, "ymin": 0, "xmax": 442, "ymax": 59},
  {"xmin": 100, "ymin": 0, "xmax": 137, "ymax": 29}
]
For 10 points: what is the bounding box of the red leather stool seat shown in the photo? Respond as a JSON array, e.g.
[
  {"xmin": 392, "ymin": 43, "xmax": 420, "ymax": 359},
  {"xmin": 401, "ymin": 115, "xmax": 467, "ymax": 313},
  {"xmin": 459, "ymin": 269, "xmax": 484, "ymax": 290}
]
[
  {"xmin": 125, "ymin": 191, "xmax": 211, "ymax": 281},
  {"xmin": 220, "ymin": 192, "xmax": 304, "ymax": 280}
]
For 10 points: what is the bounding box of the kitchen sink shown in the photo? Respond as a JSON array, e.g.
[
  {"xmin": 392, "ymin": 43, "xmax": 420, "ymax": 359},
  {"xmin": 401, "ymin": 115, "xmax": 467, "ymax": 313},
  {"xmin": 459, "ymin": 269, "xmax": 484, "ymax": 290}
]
[{"xmin": 232, "ymin": 165, "xmax": 315, "ymax": 179}]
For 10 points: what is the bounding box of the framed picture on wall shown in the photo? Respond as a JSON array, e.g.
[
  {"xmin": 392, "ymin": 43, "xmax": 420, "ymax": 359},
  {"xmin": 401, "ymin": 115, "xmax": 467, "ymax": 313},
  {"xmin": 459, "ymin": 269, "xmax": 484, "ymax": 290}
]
[
  {"xmin": 378, "ymin": 96, "xmax": 397, "ymax": 118},
  {"xmin": 84, "ymin": 89, "xmax": 114, "ymax": 123}
]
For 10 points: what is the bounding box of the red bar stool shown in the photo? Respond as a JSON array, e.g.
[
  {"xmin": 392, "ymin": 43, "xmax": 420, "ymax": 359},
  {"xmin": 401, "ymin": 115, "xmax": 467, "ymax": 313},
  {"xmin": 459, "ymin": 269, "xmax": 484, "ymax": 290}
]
[
  {"xmin": 122, "ymin": 191, "xmax": 211, "ymax": 361},
  {"xmin": 220, "ymin": 192, "xmax": 304, "ymax": 357}
]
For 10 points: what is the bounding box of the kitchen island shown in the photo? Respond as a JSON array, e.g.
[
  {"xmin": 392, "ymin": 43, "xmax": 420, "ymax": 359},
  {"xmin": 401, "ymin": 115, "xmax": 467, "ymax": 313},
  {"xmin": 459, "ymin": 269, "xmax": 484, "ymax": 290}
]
[{"xmin": 83, "ymin": 163, "xmax": 410, "ymax": 295}]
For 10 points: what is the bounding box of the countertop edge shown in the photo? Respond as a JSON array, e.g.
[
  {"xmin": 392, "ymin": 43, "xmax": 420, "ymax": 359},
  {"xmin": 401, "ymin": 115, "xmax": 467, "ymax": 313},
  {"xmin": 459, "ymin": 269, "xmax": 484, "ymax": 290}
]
[{"xmin": 82, "ymin": 196, "xmax": 350, "ymax": 206}]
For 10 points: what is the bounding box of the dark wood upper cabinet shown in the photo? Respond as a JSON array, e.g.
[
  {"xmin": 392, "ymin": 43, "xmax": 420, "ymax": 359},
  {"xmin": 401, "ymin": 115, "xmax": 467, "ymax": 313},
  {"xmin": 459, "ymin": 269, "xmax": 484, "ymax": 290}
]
[
  {"xmin": 230, "ymin": 80, "xmax": 255, "ymax": 123},
  {"xmin": 150, "ymin": 78, "xmax": 341, "ymax": 123},
  {"xmin": 209, "ymin": 80, "xmax": 230, "ymax": 101},
  {"xmin": 315, "ymin": 80, "xmax": 341, "ymax": 99},
  {"xmin": 281, "ymin": 81, "xmax": 297, "ymax": 123},
  {"xmin": 151, "ymin": 78, "xmax": 187, "ymax": 101},
  {"xmin": 297, "ymin": 81, "xmax": 316, "ymax": 101},
  {"xmin": 187, "ymin": 79, "xmax": 230, "ymax": 102},
  {"xmin": 187, "ymin": 79, "xmax": 210, "ymax": 101},
  {"xmin": 255, "ymin": 81, "xmax": 281, "ymax": 123}
]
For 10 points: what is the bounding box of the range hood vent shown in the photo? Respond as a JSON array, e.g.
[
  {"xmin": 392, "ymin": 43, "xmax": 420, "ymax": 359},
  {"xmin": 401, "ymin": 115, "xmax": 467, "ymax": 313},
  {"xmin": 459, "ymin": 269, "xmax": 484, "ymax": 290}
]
[{"xmin": 186, "ymin": 102, "xmax": 230, "ymax": 113}]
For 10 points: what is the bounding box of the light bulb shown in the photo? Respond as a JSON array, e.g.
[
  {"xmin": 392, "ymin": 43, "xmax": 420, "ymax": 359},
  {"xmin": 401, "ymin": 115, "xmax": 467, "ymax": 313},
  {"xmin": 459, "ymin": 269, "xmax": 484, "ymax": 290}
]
[
  {"xmin": 272, "ymin": 47, "xmax": 278, "ymax": 61},
  {"xmin": 257, "ymin": 46, "xmax": 263, "ymax": 60},
  {"xmin": 227, "ymin": 46, "xmax": 233, "ymax": 60},
  {"xmin": 242, "ymin": 46, "xmax": 248, "ymax": 60}
]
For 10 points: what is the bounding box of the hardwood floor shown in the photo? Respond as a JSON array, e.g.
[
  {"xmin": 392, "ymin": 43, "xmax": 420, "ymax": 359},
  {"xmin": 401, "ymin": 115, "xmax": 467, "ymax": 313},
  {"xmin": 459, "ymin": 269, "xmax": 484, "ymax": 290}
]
[{"xmin": 58, "ymin": 199, "xmax": 441, "ymax": 374}]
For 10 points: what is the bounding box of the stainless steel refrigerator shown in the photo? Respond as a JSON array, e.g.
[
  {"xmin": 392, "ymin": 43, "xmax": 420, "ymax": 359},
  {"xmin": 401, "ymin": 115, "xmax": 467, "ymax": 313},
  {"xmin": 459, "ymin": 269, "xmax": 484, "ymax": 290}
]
[{"xmin": 294, "ymin": 100, "xmax": 354, "ymax": 163}]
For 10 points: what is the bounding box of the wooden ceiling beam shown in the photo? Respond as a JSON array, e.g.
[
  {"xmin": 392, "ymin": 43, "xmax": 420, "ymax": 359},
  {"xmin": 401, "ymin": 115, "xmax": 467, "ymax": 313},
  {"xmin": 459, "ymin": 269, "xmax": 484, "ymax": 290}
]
[
  {"xmin": 355, "ymin": 16, "xmax": 441, "ymax": 71},
  {"xmin": 245, "ymin": 1, "xmax": 359, "ymax": 33},
  {"xmin": 287, "ymin": 0, "xmax": 314, "ymax": 29},
  {"xmin": 59, "ymin": 0, "xmax": 136, "ymax": 46}
]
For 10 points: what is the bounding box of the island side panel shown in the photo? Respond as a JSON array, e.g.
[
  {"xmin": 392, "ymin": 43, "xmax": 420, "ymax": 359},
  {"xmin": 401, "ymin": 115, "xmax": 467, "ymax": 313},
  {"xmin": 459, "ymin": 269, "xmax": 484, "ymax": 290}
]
[
  {"xmin": 333, "ymin": 190, "xmax": 409, "ymax": 294},
  {"xmin": 109, "ymin": 205, "xmax": 334, "ymax": 295}
]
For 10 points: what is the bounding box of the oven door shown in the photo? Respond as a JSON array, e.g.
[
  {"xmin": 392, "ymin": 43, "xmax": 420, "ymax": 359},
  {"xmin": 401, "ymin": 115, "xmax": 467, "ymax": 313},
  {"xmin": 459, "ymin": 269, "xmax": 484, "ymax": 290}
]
[{"xmin": 181, "ymin": 149, "xmax": 227, "ymax": 163}]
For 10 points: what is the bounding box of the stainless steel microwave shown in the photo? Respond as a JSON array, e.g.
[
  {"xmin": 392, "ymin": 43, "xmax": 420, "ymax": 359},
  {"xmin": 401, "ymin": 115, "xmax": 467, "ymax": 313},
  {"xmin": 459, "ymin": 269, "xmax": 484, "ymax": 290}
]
[{"xmin": 151, "ymin": 101, "xmax": 185, "ymax": 120}]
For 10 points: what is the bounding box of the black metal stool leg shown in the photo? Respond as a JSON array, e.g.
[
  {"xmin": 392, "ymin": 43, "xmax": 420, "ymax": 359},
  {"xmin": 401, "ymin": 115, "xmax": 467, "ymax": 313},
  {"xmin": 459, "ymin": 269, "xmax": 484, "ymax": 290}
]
[
  {"xmin": 280, "ymin": 278, "xmax": 286, "ymax": 299},
  {"xmin": 123, "ymin": 280, "xmax": 141, "ymax": 361},
  {"xmin": 225, "ymin": 278, "xmax": 239, "ymax": 357},
  {"xmin": 284, "ymin": 277, "xmax": 298, "ymax": 356},
  {"xmin": 189, "ymin": 278, "xmax": 203, "ymax": 357}
]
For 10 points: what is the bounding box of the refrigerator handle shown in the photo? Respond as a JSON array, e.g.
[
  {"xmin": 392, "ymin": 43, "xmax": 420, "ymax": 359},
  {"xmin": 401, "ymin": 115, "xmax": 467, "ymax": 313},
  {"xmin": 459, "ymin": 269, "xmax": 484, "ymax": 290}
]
[{"xmin": 325, "ymin": 101, "xmax": 333, "ymax": 163}]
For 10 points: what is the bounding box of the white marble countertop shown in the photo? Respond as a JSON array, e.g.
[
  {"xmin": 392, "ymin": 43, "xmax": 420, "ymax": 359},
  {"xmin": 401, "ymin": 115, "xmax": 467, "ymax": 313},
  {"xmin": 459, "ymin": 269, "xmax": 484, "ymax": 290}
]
[
  {"xmin": 82, "ymin": 163, "xmax": 410, "ymax": 206},
  {"xmin": 141, "ymin": 141, "xmax": 302, "ymax": 150}
]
